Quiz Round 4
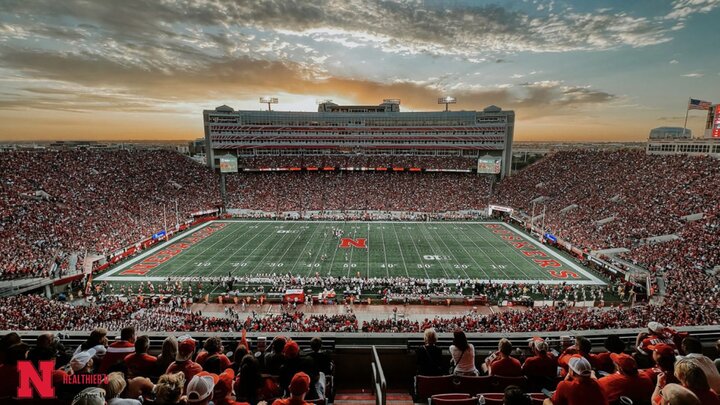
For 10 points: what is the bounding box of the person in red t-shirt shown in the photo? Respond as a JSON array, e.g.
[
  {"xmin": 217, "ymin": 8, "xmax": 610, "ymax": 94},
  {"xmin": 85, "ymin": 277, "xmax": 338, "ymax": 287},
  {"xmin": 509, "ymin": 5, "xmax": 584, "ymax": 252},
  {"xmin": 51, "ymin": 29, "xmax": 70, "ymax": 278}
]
[
  {"xmin": 598, "ymin": 353, "xmax": 653, "ymax": 403},
  {"xmin": 99, "ymin": 326, "xmax": 136, "ymax": 374},
  {"xmin": 636, "ymin": 322, "xmax": 680, "ymax": 358},
  {"xmin": 557, "ymin": 336, "xmax": 597, "ymax": 377},
  {"xmin": 486, "ymin": 338, "xmax": 522, "ymax": 377},
  {"xmin": 124, "ymin": 335, "xmax": 157, "ymax": 378},
  {"xmin": 273, "ymin": 372, "xmax": 312, "ymax": 405},
  {"xmin": 643, "ymin": 343, "xmax": 680, "ymax": 386},
  {"xmin": 213, "ymin": 368, "xmax": 249, "ymax": 405},
  {"xmin": 167, "ymin": 336, "xmax": 203, "ymax": 389},
  {"xmin": 196, "ymin": 337, "xmax": 232, "ymax": 371},
  {"xmin": 594, "ymin": 335, "xmax": 625, "ymax": 375},
  {"xmin": 545, "ymin": 357, "xmax": 608, "ymax": 405},
  {"xmin": 523, "ymin": 338, "xmax": 558, "ymax": 387}
]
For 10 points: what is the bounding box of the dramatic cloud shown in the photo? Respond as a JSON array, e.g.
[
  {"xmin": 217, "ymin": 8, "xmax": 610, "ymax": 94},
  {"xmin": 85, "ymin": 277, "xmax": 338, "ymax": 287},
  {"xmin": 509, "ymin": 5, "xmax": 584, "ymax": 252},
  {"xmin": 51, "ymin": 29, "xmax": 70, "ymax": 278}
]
[{"xmin": 0, "ymin": 45, "xmax": 616, "ymax": 119}]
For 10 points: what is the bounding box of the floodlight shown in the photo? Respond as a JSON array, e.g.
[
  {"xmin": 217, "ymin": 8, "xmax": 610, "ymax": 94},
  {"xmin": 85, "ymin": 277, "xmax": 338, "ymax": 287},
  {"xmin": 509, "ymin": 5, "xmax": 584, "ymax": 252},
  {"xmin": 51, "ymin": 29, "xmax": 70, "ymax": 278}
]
[
  {"xmin": 259, "ymin": 97, "xmax": 279, "ymax": 111},
  {"xmin": 438, "ymin": 96, "xmax": 457, "ymax": 111}
]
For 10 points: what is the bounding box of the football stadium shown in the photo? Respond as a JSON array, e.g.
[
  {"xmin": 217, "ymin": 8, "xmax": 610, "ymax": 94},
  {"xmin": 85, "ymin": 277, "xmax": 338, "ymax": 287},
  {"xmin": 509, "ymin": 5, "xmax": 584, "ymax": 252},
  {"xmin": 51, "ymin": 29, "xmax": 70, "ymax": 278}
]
[{"xmin": 2, "ymin": 2, "xmax": 720, "ymax": 405}]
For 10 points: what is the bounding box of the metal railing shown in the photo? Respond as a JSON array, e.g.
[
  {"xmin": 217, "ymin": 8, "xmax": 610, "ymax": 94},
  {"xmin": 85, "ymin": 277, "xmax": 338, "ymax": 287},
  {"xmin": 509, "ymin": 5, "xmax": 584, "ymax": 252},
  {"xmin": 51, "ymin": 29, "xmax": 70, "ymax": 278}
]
[{"xmin": 371, "ymin": 346, "xmax": 387, "ymax": 405}]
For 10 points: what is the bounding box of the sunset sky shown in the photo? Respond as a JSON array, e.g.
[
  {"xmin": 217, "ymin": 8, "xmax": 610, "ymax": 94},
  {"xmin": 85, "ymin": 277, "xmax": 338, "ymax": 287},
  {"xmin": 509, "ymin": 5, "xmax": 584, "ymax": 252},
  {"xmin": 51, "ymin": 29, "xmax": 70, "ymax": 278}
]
[{"xmin": 1, "ymin": 0, "xmax": 719, "ymax": 142}]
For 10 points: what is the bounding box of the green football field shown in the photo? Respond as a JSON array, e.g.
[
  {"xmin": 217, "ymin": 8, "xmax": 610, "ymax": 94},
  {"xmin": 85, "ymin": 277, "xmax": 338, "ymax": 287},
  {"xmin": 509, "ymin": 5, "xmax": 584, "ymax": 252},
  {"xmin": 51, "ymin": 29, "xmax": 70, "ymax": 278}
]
[{"xmin": 96, "ymin": 221, "xmax": 604, "ymax": 285}]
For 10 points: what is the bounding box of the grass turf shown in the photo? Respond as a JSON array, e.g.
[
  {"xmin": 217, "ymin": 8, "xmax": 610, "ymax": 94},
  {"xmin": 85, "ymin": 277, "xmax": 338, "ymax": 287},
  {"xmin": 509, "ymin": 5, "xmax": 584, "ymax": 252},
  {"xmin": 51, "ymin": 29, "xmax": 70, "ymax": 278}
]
[{"xmin": 97, "ymin": 221, "xmax": 604, "ymax": 285}]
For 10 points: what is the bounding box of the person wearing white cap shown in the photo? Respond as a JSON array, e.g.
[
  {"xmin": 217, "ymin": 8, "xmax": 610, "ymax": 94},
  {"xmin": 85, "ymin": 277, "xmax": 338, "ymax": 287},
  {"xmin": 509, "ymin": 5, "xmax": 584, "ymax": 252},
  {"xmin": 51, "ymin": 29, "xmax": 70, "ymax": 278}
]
[
  {"xmin": 544, "ymin": 356, "xmax": 607, "ymax": 405},
  {"xmin": 636, "ymin": 322, "xmax": 680, "ymax": 356},
  {"xmin": 61, "ymin": 349, "xmax": 99, "ymax": 400},
  {"xmin": 186, "ymin": 371, "xmax": 218, "ymax": 404},
  {"xmin": 71, "ymin": 348, "xmax": 97, "ymax": 373}
]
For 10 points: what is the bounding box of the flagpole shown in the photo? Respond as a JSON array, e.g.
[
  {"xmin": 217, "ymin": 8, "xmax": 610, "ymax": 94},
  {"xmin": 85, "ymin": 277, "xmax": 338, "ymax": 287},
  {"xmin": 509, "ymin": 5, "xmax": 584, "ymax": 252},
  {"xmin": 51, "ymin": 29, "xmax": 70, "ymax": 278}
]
[{"xmin": 683, "ymin": 97, "xmax": 690, "ymax": 138}]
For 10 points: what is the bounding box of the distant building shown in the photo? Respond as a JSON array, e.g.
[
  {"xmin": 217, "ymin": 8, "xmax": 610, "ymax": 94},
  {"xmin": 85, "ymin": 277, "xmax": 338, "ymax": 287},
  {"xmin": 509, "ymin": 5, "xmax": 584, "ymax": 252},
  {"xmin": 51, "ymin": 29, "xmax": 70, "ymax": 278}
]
[
  {"xmin": 202, "ymin": 101, "xmax": 515, "ymax": 177},
  {"xmin": 648, "ymin": 127, "xmax": 691, "ymax": 140},
  {"xmin": 188, "ymin": 138, "xmax": 205, "ymax": 156}
]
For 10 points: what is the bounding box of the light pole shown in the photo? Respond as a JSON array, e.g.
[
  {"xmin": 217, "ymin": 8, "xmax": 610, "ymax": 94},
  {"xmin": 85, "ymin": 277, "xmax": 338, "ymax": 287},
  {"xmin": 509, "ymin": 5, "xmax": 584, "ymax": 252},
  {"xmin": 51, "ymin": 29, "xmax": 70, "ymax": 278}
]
[
  {"xmin": 259, "ymin": 97, "xmax": 278, "ymax": 111},
  {"xmin": 437, "ymin": 96, "xmax": 456, "ymax": 112}
]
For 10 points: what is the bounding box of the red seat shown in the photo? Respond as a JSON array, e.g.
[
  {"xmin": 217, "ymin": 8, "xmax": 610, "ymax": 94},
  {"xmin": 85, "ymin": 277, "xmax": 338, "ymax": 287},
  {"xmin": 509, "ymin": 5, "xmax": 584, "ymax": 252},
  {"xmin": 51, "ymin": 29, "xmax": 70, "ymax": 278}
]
[
  {"xmin": 416, "ymin": 375, "xmax": 455, "ymax": 402},
  {"xmin": 477, "ymin": 392, "xmax": 545, "ymax": 405},
  {"xmin": 477, "ymin": 393, "xmax": 504, "ymax": 405},
  {"xmin": 489, "ymin": 375, "xmax": 528, "ymax": 392},
  {"xmin": 432, "ymin": 397, "xmax": 478, "ymax": 405},
  {"xmin": 432, "ymin": 394, "xmax": 471, "ymax": 400},
  {"xmin": 455, "ymin": 375, "xmax": 493, "ymax": 396}
]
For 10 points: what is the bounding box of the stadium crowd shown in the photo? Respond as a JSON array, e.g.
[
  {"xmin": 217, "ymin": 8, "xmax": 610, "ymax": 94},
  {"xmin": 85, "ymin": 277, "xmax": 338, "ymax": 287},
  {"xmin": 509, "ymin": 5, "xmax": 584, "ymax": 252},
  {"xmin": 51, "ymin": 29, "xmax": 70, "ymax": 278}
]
[
  {"xmin": 0, "ymin": 325, "xmax": 335, "ymax": 404},
  {"xmin": 0, "ymin": 150, "xmax": 220, "ymax": 280},
  {"xmin": 492, "ymin": 150, "xmax": 720, "ymax": 260},
  {"xmin": 2, "ymin": 320, "xmax": 720, "ymax": 404},
  {"xmin": 225, "ymin": 172, "xmax": 490, "ymax": 212}
]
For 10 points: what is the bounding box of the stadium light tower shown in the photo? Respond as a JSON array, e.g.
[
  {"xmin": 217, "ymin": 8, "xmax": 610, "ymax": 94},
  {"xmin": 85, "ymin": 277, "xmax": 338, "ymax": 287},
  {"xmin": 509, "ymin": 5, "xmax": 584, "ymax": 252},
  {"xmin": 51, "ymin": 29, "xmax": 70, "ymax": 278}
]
[
  {"xmin": 259, "ymin": 97, "xmax": 278, "ymax": 111},
  {"xmin": 438, "ymin": 96, "xmax": 456, "ymax": 112}
]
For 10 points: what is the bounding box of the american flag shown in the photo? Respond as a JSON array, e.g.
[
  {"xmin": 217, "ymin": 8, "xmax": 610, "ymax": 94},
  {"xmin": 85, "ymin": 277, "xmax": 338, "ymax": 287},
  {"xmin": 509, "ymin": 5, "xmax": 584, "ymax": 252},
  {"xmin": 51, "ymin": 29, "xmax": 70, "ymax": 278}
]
[{"xmin": 688, "ymin": 98, "xmax": 712, "ymax": 110}]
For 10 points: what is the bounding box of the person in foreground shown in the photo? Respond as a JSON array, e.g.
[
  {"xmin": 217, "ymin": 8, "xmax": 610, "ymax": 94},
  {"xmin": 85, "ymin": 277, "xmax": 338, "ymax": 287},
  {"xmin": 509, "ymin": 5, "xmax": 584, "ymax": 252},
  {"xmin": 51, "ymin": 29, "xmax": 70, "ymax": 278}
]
[
  {"xmin": 273, "ymin": 372, "xmax": 312, "ymax": 405},
  {"xmin": 657, "ymin": 383, "xmax": 700, "ymax": 405},
  {"xmin": 544, "ymin": 356, "xmax": 607, "ymax": 405}
]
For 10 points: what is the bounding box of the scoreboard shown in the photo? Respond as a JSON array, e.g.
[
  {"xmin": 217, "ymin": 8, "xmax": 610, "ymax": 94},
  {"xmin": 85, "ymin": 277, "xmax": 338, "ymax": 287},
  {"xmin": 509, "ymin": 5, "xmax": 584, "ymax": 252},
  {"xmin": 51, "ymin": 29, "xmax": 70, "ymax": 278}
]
[{"xmin": 477, "ymin": 156, "xmax": 502, "ymax": 174}]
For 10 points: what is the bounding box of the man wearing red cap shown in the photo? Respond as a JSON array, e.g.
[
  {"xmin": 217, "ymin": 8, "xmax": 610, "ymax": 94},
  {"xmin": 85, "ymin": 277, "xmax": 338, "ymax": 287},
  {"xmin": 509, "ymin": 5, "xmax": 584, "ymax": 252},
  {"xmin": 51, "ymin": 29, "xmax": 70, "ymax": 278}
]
[
  {"xmin": 280, "ymin": 340, "xmax": 322, "ymax": 400},
  {"xmin": 273, "ymin": 372, "xmax": 312, "ymax": 405},
  {"xmin": 167, "ymin": 336, "xmax": 203, "ymax": 388},
  {"xmin": 643, "ymin": 343, "xmax": 680, "ymax": 386},
  {"xmin": 598, "ymin": 353, "xmax": 653, "ymax": 403},
  {"xmin": 213, "ymin": 368, "xmax": 248, "ymax": 405}
]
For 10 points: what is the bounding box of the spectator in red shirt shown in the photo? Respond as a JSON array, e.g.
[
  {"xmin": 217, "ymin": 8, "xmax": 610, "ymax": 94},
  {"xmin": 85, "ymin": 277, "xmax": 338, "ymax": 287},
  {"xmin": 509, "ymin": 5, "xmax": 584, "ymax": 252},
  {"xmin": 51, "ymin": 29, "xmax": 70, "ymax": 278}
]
[
  {"xmin": 167, "ymin": 336, "xmax": 202, "ymax": 389},
  {"xmin": 124, "ymin": 335, "xmax": 157, "ymax": 378},
  {"xmin": 99, "ymin": 326, "xmax": 135, "ymax": 374},
  {"xmin": 273, "ymin": 372, "xmax": 312, "ymax": 405},
  {"xmin": 522, "ymin": 338, "xmax": 558, "ymax": 390},
  {"xmin": 213, "ymin": 368, "xmax": 248, "ymax": 405},
  {"xmin": 196, "ymin": 336, "xmax": 231, "ymax": 371},
  {"xmin": 545, "ymin": 356, "xmax": 608, "ymax": 405},
  {"xmin": 594, "ymin": 335, "xmax": 625, "ymax": 374},
  {"xmin": 487, "ymin": 338, "xmax": 522, "ymax": 377},
  {"xmin": 643, "ymin": 343, "xmax": 679, "ymax": 386},
  {"xmin": 674, "ymin": 359, "xmax": 720, "ymax": 405},
  {"xmin": 598, "ymin": 353, "xmax": 653, "ymax": 403},
  {"xmin": 558, "ymin": 337, "xmax": 596, "ymax": 377}
]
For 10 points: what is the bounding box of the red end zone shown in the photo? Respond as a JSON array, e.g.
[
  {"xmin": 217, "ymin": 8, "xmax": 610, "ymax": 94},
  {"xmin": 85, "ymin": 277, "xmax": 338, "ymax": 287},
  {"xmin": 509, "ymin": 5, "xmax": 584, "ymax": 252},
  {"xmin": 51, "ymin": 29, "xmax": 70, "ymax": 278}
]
[{"xmin": 120, "ymin": 223, "xmax": 227, "ymax": 275}]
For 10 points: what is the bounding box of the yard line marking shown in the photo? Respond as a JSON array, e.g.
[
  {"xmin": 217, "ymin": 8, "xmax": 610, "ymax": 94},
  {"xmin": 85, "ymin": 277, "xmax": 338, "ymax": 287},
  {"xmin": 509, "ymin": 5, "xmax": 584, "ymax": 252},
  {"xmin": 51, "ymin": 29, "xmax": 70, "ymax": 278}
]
[
  {"xmin": 287, "ymin": 222, "xmax": 323, "ymax": 276},
  {"xmin": 420, "ymin": 224, "xmax": 454, "ymax": 279},
  {"xmin": 246, "ymin": 222, "xmax": 301, "ymax": 275},
  {"xmin": 366, "ymin": 222, "xmax": 371, "ymax": 279},
  {"xmin": 390, "ymin": 223, "xmax": 410, "ymax": 278},
  {"xmin": 162, "ymin": 222, "xmax": 258, "ymax": 279},
  {"xmin": 464, "ymin": 224, "xmax": 517, "ymax": 280},
  {"xmin": 410, "ymin": 224, "xmax": 437, "ymax": 279},
  {"xmin": 431, "ymin": 225, "xmax": 473, "ymax": 280},
  {"xmin": 378, "ymin": 224, "xmax": 390, "ymax": 278}
]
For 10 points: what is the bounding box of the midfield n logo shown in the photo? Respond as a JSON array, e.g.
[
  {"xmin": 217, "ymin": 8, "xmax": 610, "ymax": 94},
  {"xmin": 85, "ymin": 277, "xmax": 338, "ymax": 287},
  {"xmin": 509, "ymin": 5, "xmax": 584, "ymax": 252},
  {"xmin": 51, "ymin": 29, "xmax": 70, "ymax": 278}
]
[{"xmin": 339, "ymin": 238, "xmax": 367, "ymax": 249}]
